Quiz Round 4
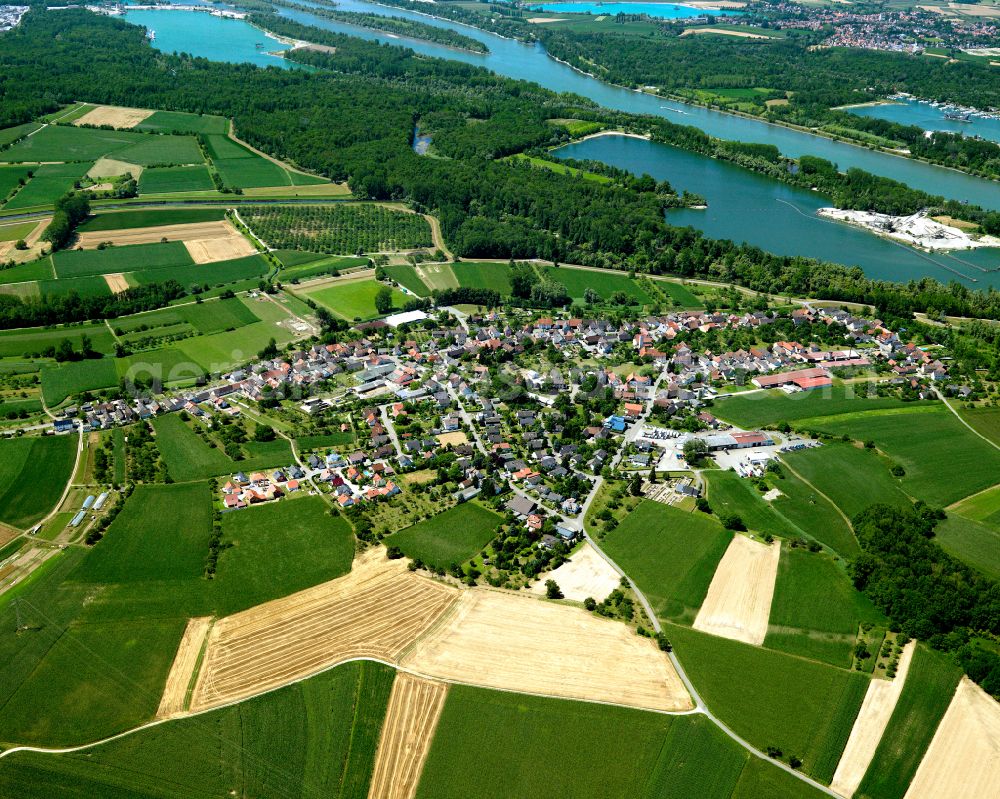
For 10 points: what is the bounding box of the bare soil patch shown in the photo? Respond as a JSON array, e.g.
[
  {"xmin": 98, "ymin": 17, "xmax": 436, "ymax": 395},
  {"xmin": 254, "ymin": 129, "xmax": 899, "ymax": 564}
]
[
  {"xmin": 75, "ymin": 220, "xmax": 256, "ymax": 263},
  {"xmin": 189, "ymin": 551, "xmax": 460, "ymax": 712},
  {"xmin": 156, "ymin": 616, "xmax": 212, "ymax": 719},
  {"xmin": 75, "ymin": 221, "xmax": 233, "ymax": 249},
  {"xmin": 529, "ymin": 542, "xmax": 621, "ymax": 602},
  {"xmin": 368, "ymin": 674, "xmax": 448, "ymax": 799},
  {"xmin": 904, "ymin": 676, "xmax": 1000, "ymax": 799},
  {"xmin": 692, "ymin": 535, "xmax": 779, "ymax": 646},
  {"xmin": 831, "ymin": 641, "xmax": 916, "ymax": 797},
  {"xmin": 104, "ymin": 273, "xmax": 130, "ymax": 294},
  {"xmin": 183, "ymin": 228, "xmax": 258, "ymax": 264},
  {"xmin": 403, "ymin": 590, "xmax": 692, "ymax": 712},
  {"xmin": 88, "ymin": 158, "xmax": 143, "ymax": 180},
  {"xmin": 73, "ymin": 105, "xmax": 154, "ymax": 129},
  {"xmin": 435, "ymin": 431, "xmax": 468, "ymax": 447}
]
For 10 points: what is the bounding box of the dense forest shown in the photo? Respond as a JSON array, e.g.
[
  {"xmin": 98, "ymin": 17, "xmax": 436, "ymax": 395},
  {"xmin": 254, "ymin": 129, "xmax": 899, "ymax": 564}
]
[
  {"xmin": 852, "ymin": 504, "xmax": 1000, "ymax": 699},
  {"xmin": 5, "ymin": 9, "xmax": 1000, "ymax": 332}
]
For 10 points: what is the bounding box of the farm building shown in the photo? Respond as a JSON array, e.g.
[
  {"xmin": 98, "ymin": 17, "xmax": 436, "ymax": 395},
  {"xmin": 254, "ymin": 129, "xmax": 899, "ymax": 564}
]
[
  {"xmin": 751, "ymin": 367, "xmax": 832, "ymax": 390},
  {"xmin": 703, "ymin": 431, "xmax": 774, "ymax": 451}
]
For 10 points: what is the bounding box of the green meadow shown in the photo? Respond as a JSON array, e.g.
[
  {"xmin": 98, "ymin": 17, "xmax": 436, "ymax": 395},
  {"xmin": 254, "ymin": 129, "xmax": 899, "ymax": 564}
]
[
  {"xmin": 389, "ymin": 502, "xmax": 503, "ymax": 570},
  {"xmin": 0, "ymin": 661, "xmax": 393, "ymax": 798},
  {"xmin": 602, "ymin": 501, "xmax": 732, "ymax": 624},
  {"xmin": 304, "ymin": 279, "xmax": 406, "ymax": 321},
  {"xmin": 0, "ymin": 435, "xmax": 77, "ymax": 529},
  {"xmin": 669, "ymin": 623, "xmax": 869, "ymax": 784}
]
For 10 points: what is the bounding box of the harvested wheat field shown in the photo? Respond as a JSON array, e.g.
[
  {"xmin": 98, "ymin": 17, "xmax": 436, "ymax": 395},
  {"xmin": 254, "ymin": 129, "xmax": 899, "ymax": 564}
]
[
  {"xmin": 831, "ymin": 641, "xmax": 916, "ymax": 798},
  {"xmin": 74, "ymin": 105, "xmax": 154, "ymax": 129},
  {"xmin": 403, "ymin": 590, "xmax": 692, "ymax": 712},
  {"xmin": 904, "ymin": 677, "xmax": 1000, "ymax": 799},
  {"xmin": 156, "ymin": 616, "xmax": 212, "ymax": 719},
  {"xmin": 529, "ymin": 542, "xmax": 621, "ymax": 603},
  {"xmin": 368, "ymin": 674, "xmax": 449, "ymax": 799},
  {"xmin": 692, "ymin": 535, "xmax": 779, "ymax": 646},
  {"xmin": 183, "ymin": 225, "xmax": 257, "ymax": 263},
  {"xmin": 104, "ymin": 273, "xmax": 130, "ymax": 294},
  {"xmin": 88, "ymin": 158, "xmax": 143, "ymax": 180},
  {"xmin": 189, "ymin": 551, "xmax": 460, "ymax": 712},
  {"xmin": 74, "ymin": 221, "xmax": 241, "ymax": 250}
]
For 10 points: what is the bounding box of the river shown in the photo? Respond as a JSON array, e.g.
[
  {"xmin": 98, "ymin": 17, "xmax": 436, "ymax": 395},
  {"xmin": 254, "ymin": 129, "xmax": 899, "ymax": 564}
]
[
  {"xmin": 847, "ymin": 97, "xmax": 1000, "ymax": 146},
  {"xmin": 128, "ymin": 1, "xmax": 1000, "ymax": 209},
  {"xmin": 556, "ymin": 135, "xmax": 1000, "ymax": 287},
  {"xmin": 121, "ymin": 3, "xmax": 1000, "ymax": 286}
]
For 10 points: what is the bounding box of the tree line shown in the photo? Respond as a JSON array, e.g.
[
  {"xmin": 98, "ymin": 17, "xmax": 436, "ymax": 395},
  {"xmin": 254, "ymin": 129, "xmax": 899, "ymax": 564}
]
[{"xmin": 851, "ymin": 503, "xmax": 1000, "ymax": 699}]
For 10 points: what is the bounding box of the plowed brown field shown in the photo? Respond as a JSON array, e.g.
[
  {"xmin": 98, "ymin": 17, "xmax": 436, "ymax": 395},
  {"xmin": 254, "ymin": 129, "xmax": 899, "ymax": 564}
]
[{"xmin": 367, "ymin": 674, "xmax": 448, "ymax": 799}]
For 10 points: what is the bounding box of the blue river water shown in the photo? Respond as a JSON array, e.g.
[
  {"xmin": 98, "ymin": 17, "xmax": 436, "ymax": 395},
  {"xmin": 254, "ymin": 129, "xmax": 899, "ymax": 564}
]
[
  {"xmin": 123, "ymin": 9, "xmax": 294, "ymax": 69},
  {"xmin": 555, "ymin": 135, "xmax": 1000, "ymax": 287},
  {"xmin": 847, "ymin": 97, "xmax": 1000, "ymax": 146},
  {"xmin": 527, "ymin": 2, "xmax": 740, "ymax": 18},
  {"xmin": 120, "ymin": 3, "xmax": 1000, "ymax": 287}
]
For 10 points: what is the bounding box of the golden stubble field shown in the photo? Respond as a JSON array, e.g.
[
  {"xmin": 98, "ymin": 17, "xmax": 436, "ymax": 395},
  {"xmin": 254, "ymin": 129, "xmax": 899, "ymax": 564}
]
[{"xmin": 178, "ymin": 550, "xmax": 692, "ymax": 716}]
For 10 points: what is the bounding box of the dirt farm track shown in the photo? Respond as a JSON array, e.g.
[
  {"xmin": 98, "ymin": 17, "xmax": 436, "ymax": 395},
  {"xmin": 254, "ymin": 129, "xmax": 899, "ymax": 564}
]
[{"xmin": 181, "ymin": 550, "xmax": 692, "ymax": 716}]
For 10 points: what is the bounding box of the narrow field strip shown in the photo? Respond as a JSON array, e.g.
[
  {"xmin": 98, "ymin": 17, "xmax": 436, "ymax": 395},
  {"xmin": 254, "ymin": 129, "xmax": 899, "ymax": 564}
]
[
  {"xmin": 692, "ymin": 535, "xmax": 780, "ymax": 646},
  {"xmin": 155, "ymin": 616, "xmax": 212, "ymax": 719},
  {"xmin": 368, "ymin": 674, "xmax": 448, "ymax": 799},
  {"xmin": 830, "ymin": 640, "xmax": 915, "ymax": 798},
  {"xmin": 903, "ymin": 677, "xmax": 1000, "ymax": 799}
]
